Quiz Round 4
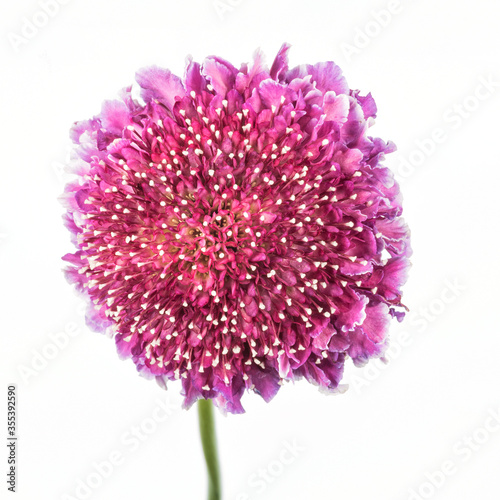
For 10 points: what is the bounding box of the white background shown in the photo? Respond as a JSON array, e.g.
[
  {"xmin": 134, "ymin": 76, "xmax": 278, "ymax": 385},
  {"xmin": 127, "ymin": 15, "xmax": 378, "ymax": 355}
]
[{"xmin": 1, "ymin": 0, "xmax": 500, "ymax": 499}]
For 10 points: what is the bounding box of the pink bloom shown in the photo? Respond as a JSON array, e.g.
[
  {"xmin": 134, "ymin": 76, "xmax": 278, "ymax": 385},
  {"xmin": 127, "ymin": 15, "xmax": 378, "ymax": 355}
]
[{"xmin": 62, "ymin": 44, "xmax": 411, "ymax": 413}]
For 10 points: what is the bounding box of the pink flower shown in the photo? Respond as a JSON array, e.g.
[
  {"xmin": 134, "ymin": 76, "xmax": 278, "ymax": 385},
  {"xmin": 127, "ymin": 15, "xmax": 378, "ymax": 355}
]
[{"xmin": 62, "ymin": 44, "xmax": 411, "ymax": 413}]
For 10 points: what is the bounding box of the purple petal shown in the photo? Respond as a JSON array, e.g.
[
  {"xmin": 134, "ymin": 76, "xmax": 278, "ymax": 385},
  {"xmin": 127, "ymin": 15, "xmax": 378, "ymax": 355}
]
[
  {"xmin": 323, "ymin": 91, "xmax": 349, "ymax": 123},
  {"xmin": 353, "ymin": 91, "xmax": 377, "ymax": 119},
  {"xmin": 362, "ymin": 303, "xmax": 390, "ymax": 343},
  {"xmin": 135, "ymin": 66, "xmax": 186, "ymax": 108},
  {"xmin": 100, "ymin": 99, "xmax": 133, "ymax": 135},
  {"xmin": 270, "ymin": 42, "xmax": 291, "ymax": 80},
  {"xmin": 70, "ymin": 118, "xmax": 100, "ymax": 144},
  {"xmin": 308, "ymin": 61, "xmax": 349, "ymax": 95},
  {"xmin": 335, "ymin": 294, "xmax": 369, "ymax": 332},
  {"xmin": 258, "ymin": 79, "xmax": 296, "ymax": 110},
  {"xmin": 249, "ymin": 367, "xmax": 280, "ymax": 402},
  {"xmin": 184, "ymin": 57, "xmax": 207, "ymax": 94},
  {"xmin": 201, "ymin": 56, "xmax": 237, "ymax": 96}
]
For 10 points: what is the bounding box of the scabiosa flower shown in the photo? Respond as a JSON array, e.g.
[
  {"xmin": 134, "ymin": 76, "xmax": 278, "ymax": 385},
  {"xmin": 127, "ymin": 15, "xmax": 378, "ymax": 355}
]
[{"xmin": 62, "ymin": 44, "xmax": 411, "ymax": 414}]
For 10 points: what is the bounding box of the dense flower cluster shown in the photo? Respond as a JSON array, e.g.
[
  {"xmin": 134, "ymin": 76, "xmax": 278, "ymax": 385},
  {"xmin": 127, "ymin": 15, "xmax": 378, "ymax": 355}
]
[{"xmin": 63, "ymin": 44, "xmax": 411, "ymax": 413}]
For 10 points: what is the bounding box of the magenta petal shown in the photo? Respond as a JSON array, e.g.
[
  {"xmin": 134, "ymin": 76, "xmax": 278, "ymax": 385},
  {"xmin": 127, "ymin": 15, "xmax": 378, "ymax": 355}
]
[
  {"xmin": 258, "ymin": 79, "xmax": 286, "ymax": 109},
  {"xmin": 235, "ymin": 48, "xmax": 268, "ymax": 94},
  {"xmin": 353, "ymin": 91, "xmax": 377, "ymax": 119},
  {"xmin": 135, "ymin": 66, "xmax": 185, "ymax": 108},
  {"xmin": 362, "ymin": 303, "xmax": 390, "ymax": 343},
  {"xmin": 348, "ymin": 329, "xmax": 386, "ymax": 366},
  {"xmin": 308, "ymin": 61, "xmax": 349, "ymax": 95},
  {"xmin": 319, "ymin": 356, "xmax": 345, "ymax": 388},
  {"xmin": 328, "ymin": 331, "xmax": 351, "ymax": 353},
  {"xmin": 250, "ymin": 367, "xmax": 280, "ymax": 402},
  {"xmin": 85, "ymin": 302, "xmax": 113, "ymax": 335},
  {"xmin": 181, "ymin": 377, "xmax": 202, "ymax": 410},
  {"xmin": 213, "ymin": 378, "xmax": 245, "ymax": 414},
  {"xmin": 287, "ymin": 61, "xmax": 348, "ymax": 95},
  {"xmin": 184, "ymin": 57, "xmax": 207, "ymax": 94},
  {"xmin": 270, "ymin": 42, "xmax": 291, "ymax": 80},
  {"xmin": 376, "ymin": 218, "xmax": 411, "ymax": 255},
  {"xmin": 379, "ymin": 257, "xmax": 411, "ymax": 301},
  {"xmin": 278, "ymin": 352, "xmax": 292, "ymax": 378},
  {"xmin": 323, "ymin": 92, "xmax": 349, "ymax": 123},
  {"xmin": 115, "ymin": 331, "xmax": 138, "ymax": 359},
  {"xmin": 333, "ymin": 147, "xmax": 363, "ymax": 175},
  {"xmin": 201, "ymin": 56, "xmax": 237, "ymax": 96},
  {"xmin": 70, "ymin": 118, "xmax": 100, "ymax": 144},
  {"xmin": 340, "ymin": 98, "xmax": 367, "ymax": 145},
  {"xmin": 100, "ymin": 99, "xmax": 133, "ymax": 135},
  {"xmin": 279, "ymin": 269, "xmax": 297, "ymax": 286},
  {"xmin": 312, "ymin": 324, "xmax": 335, "ymax": 350},
  {"xmin": 246, "ymin": 87, "xmax": 262, "ymax": 113},
  {"xmin": 336, "ymin": 295, "xmax": 369, "ymax": 332}
]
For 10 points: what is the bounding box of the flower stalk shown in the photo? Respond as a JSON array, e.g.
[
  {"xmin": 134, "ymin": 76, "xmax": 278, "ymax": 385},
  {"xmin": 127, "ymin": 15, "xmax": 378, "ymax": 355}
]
[{"xmin": 198, "ymin": 399, "xmax": 221, "ymax": 500}]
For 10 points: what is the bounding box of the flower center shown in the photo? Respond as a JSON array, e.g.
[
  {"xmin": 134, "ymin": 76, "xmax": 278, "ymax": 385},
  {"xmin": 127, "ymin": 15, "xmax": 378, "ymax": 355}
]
[{"xmin": 157, "ymin": 188, "xmax": 271, "ymax": 294}]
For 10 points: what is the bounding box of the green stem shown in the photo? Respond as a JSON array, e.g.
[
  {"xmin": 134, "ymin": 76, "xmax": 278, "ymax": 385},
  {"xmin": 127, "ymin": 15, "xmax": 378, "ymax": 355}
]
[{"xmin": 197, "ymin": 399, "xmax": 221, "ymax": 500}]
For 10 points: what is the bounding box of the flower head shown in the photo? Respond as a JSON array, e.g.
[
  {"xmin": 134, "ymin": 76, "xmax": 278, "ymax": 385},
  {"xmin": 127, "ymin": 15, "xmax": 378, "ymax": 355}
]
[{"xmin": 62, "ymin": 44, "xmax": 411, "ymax": 413}]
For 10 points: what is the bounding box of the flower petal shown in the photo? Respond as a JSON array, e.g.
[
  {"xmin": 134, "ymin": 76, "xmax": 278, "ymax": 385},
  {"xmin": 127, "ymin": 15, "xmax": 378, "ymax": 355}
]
[
  {"xmin": 135, "ymin": 65, "xmax": 186, "ymax": 108},
  {"xmin": 201, "ymin": 56, "xmax": 237, "ymax": 96}
]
